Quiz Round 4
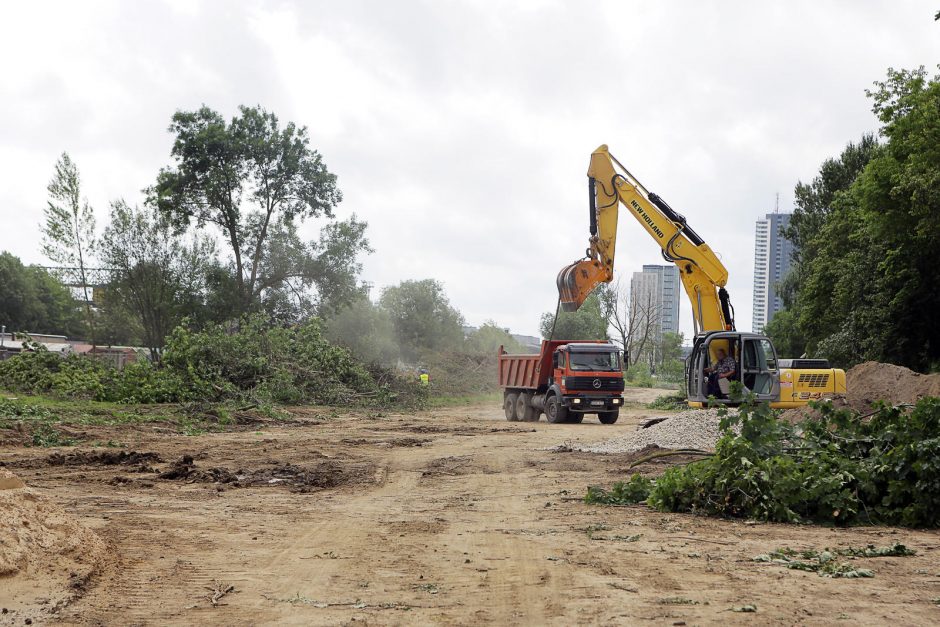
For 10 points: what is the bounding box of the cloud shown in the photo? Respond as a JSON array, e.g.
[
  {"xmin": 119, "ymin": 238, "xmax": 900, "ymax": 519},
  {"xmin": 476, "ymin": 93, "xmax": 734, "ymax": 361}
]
[{"xmin": 1, "ymin": 0, "xmax": 938, "ymax": 341}]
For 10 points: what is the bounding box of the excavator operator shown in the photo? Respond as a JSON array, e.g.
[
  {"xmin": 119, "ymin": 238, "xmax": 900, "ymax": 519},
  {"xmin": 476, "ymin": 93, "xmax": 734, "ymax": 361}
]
[{"xmin": 705, "ymin": 348, "xmax": 736, "ymax": 397}]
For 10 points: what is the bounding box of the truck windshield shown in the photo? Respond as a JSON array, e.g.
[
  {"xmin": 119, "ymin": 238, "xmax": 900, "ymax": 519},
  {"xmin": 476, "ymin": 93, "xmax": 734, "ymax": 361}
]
[{"xmin": 569, "ymin": 351, "xmax": 620, "ymax": 372}]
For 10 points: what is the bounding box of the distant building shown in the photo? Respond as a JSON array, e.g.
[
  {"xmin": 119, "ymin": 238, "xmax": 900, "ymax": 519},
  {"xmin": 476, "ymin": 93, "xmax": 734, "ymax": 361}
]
[
  {"xmin": 631, "ymin": 264, "xmax": 681, "ymax": 363},
  {"xmin": 510, "ymin": 334, "xmax": 541, "ymax": 353},
  {"xmin": 752, "ymin": 212, "xmax": 794, "ymax": 333}
]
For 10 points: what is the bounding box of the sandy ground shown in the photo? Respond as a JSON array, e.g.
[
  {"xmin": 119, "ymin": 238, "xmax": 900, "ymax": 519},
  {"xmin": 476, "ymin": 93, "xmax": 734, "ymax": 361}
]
[{"xmin": 2, "ymin": 387, "xmax": 940, "ymax": 626}]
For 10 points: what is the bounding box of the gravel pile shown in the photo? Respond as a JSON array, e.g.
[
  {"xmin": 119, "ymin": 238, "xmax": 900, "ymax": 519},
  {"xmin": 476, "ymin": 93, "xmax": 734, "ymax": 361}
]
[{"xmin": 577, "ymin": 409, "xmax": 737, "ymax": 454}]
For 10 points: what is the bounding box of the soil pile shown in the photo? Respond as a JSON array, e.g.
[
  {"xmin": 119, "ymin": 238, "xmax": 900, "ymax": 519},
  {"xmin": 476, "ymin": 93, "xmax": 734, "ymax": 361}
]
[
  {"xmin": 845, "ymin": 361, "xmax": 940, "ymax": 409},
  {"xmin": 0, "ymin": 469, "xmax": 107, "ymax": 621},
  {"xmin": 780, "ymin": 361, "xmax": 940, "ymax": 423}
]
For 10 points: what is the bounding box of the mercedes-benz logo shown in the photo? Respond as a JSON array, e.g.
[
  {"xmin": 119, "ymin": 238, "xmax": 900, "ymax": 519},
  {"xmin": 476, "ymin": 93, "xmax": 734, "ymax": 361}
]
[{"xmin": 592, "ymin": 379, "xmax": 601, "ymax": 389}]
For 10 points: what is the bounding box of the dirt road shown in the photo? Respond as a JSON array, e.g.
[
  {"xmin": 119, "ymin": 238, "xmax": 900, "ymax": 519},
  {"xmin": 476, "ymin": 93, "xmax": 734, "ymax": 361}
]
[{"xmin": 3, "ymin": 390, "xmax": 939, "ymax": 625}]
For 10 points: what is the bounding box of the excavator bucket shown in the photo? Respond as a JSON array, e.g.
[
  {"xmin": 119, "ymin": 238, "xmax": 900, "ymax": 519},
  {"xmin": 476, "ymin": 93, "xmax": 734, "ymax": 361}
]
[{"xmin": 556, "ymin": 258, "xmax": 607, "ymax": 312}]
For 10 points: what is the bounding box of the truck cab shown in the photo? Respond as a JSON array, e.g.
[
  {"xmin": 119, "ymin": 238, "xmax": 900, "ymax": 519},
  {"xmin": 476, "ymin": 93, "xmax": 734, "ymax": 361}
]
[{"xmin": 544, "ymin": 342, "xmax": 625, "ymax": 424}]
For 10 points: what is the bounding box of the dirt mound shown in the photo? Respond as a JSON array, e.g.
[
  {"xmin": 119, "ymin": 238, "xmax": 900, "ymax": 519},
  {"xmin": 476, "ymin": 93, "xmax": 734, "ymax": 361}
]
[
  {"xmin": 0, "ymin": 469, "xmax": 107, "ymax": 622},
  {"xmin": 846, "ymin": 361, "xmax": 940, "ymax": 409},
  {"xmin": 780, "ymin": 361, "xmax": 940, "ymax": 422},
  {"xmin": 156, "ymin": 455, "xmax": 372, "ymax": 493}
]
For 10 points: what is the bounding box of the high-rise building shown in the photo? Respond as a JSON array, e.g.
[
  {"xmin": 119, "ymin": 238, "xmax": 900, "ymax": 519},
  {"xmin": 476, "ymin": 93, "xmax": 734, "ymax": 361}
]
[
  {"xmin": 752, "ymin": 212, "xmax": 794, "ymax": 333},
  {"xmin": 630, "ymin": 265, "xmax": 681, "ymax": 361}
]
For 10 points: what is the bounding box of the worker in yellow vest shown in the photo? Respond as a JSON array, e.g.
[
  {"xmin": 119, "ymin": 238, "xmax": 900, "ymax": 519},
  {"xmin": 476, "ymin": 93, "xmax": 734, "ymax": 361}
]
[{"xmin": 418, "ymin": 367, "xmax": 430, "ymax": 386}]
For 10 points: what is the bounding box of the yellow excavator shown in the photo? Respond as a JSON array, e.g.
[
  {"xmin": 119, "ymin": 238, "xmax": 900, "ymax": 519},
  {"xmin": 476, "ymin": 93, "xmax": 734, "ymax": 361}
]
[{"xmin": 557, "ymin": 144, "xmax": 845, "ymax": 408}]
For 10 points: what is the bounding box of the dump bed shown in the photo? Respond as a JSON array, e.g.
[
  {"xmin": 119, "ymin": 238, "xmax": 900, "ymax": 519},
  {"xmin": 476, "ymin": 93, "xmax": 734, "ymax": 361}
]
[{"xmin": 498, "ymin": 340, "xmax": 606, "ymax": 391}]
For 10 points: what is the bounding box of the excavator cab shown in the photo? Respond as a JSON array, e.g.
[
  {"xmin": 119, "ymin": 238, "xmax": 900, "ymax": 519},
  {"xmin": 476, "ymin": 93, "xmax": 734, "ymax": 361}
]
[{"xmin": 686, "ymin": 331, "xmax": 780, "ymax": 406}]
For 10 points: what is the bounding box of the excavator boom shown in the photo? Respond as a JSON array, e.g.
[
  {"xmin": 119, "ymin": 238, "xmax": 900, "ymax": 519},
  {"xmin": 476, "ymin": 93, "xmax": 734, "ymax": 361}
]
[{"xmin": 557, "ymin": 145, "xmax": 735, "ymax": 335}]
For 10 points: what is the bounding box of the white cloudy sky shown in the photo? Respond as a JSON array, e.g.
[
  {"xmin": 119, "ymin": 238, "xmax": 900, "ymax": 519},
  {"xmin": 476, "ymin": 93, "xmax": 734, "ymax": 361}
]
[{"xmin": 1, "ymin": 1, "xmax": 938, "ymax": 339}]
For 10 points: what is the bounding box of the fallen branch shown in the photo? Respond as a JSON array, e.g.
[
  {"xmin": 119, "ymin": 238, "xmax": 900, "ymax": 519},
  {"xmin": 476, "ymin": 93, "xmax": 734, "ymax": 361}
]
[
  {"xmin": 667, "ymin": 536, "xmax": 737, "ymax": 546},
  {"xmin": 206, "ymin": 582, "xmax": 236, "ymax": 606},
  {"xmin": 627, "ymin": 449, "xmax": 713, "ymax": 469}
]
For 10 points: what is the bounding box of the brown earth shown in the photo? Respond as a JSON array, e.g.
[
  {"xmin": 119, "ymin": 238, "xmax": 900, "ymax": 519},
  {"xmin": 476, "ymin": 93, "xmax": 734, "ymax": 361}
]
[
  {"xmin": 2, "ymin": 388, "xmax": 940, "ymax": 625},
  {"xmin": 781, "ymin": 360, "xmax": 940, "ymax": 422},
  {"xmin": 0, "ymin": 470, "xmax": 108, "ymax": 621},
  {"xmin": 845, "ymin": 361, "xmax": 940, "ymax": 410}
]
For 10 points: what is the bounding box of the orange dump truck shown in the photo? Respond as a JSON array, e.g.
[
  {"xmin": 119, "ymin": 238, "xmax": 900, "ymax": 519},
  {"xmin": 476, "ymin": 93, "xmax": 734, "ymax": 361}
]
[{"xmin": 497, "ymin": 340, "xmax": 624, "ymax": 424}]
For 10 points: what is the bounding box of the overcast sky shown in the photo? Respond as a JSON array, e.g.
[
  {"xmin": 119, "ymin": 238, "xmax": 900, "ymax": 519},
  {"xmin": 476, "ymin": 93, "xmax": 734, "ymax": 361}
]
[{"xmin": 2, "ymin": 1, "xmax": 938, "ymax": 340}]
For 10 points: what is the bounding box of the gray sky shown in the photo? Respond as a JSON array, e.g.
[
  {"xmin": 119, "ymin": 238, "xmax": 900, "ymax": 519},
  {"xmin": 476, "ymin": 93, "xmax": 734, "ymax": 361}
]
[{"xmin": 2, "ymin": 1, "xmax": 938, "ymax": 340}]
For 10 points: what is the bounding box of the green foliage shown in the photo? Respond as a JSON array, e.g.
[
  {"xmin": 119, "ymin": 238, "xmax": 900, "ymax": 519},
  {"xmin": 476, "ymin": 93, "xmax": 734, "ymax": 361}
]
[
  {"xmin": 540, "ymin": 292, "xmax": 608, "ymax": 341},
  {"xmin": 0, "ymin": 316, "xmax": 424, "ymax": 408},
  {"xmin": 624, "ymin": 363, "xmax": 653, "ymax": 388},
  {"xmin": 99, "ymin": 201, "xmax": 218, "ymax": 359},
  {"xmin": 0, "ymin": 398, "xmax": 75, "ymax": 447},
  {"xmin": 0, "ymin": 252, "xmax": 84, "ymax": 336},
  {"xmin": 647, "ymin": 392, "xmax": 687, "ymax": 410},
  {"xmin": 42, "ymin": 152, "xmax": 97, "ymax": 342},
  {"xmin": 379, "ymin": 279, "xmax": 465, "ymax": 357},
  {"xmin": 781, "ymin": 67, "xmax": 940, "ymax": 370},
  {"xmin": 761, "ymin": 309, "xmax": 803, "ymax": 362},
  {"xmin": 465, "ymin": 321, "xmax": 523, "ymax": 354},
  {"xmin": 324, "ymin": 294, "xmax": 401, "ymax": 365},
  {"xmin": 161, "ymin": 315, "xmax": 377, "ymax": 405},
  {"xmin": 641, "ymin": 396, "xmax": 940, "ymax": 527},
  {"xmin": 149, "ymin": 104, "xmax": 367, "ymax": 318},
  {"xmin": 752, "ymin": 544, "xmax": 913, "ymax": 578},
  {"xmin": 585, "ymin": 473, "xmax": 652, "ymax": 504}
]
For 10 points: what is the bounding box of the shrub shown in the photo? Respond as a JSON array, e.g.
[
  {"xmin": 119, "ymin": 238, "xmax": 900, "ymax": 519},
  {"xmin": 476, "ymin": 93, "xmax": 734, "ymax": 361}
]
[
  {"xmin": 585, "ymin": 473, "xmax": 652, "ymax": 504},
  {"xmin": 645, "ymin": 396, "xmax": 940, "ymax": 527},
  {"xmin": 0, "ymin": 315, "xmax": 425, "ymax": 408},
  {"xmin": 625, "ymin": 363, "xmax": 653, "ymax": 388},
  {"xmin": 647, "ymin": 393, "xmax": 687, "ymax": 410}
]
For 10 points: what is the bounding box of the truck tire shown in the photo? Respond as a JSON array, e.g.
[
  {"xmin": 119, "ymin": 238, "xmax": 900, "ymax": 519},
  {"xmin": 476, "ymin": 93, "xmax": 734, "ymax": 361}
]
[
  {"xmin": 567, "ymin": 413, "xmax": 584, "ymax": 424},
  {"xmin": 516, "ymin": 393, "xmax": 539, "ymax": 422},
  {"xmin": 504, "ymin": 392, "xmax": 519, "ymax": 421},
  {"xmin": 545, "ymin": 395, "xmax": 568, "ymax": 424},
  {"xmin": 598, "ymin": 410, "xmax": 619, "ymax": 425}
]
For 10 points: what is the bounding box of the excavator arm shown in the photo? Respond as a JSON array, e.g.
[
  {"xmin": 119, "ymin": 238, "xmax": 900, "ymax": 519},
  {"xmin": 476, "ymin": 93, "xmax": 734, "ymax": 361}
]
[{"xmin": 557, "ymin": 144, "xmax": 735, "ymax": 335}]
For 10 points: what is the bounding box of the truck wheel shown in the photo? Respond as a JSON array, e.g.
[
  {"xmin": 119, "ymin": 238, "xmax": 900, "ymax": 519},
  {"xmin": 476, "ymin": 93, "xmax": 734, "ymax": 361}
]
[
  {"xmin": 545, "ymin": 395, "xmax": 568, "ymax": 424},
  {"xmin": 504, "ymin": 393, "xmax": 519, "ymax": 421},
  {"xmin": 567, "ymin": 413, "xmax": 584, "ymax": 424},
  {"xmin": 516, "ymin": 393, "xmax": 539, "ymax": 422},
  {"xmin": 598, "ymin": 410, "xmax": 619, "ymax": 425}
]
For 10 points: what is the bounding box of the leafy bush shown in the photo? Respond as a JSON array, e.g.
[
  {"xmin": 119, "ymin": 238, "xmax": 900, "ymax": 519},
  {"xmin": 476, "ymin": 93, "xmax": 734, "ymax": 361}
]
[
  {"xmin": 588, "ymin": 395, "xmax": 940, "ymax": 528},
  {"xmin": 646, "ymin": 396, "xmax": 940, "ymax": 527},
  {"xmin": 0, "ymin": 315, "xmax": 424, "ymax": 408},
  {"xmin": 647, "ymin": 393, "xmax": 687, "ymax": 410},
  {"xmin": 625, "ymin": 363, "xmax": 653, "ymax": 388},
  {"xmin": 585, "ymin": 473, "xmax": 652, "ymax": 504}
]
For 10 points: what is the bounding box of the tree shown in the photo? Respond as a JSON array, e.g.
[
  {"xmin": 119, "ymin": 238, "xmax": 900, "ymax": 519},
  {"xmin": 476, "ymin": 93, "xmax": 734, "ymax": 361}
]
[
  {"xmin": 99, "ymin": 201, "xmax": 217, "ymax": 359},
  {"xmin": 0, "ymin": 252, "xmax": 83, "ymax": 336},
  {"xmin": 540, "ymin": 292, "xmax": 608, "ymax": 341},
  {"xmin": 42, "ymin": 153, "xmax": 97, "ymax": 342},
  {"xmin": 150, "ymin": 105, "xmax": 366, "ymax": 316},
  {"xmin": 256, "ymin": 215, "xmax": 371, "ymax": 323},
  {"xmin": 778, "ymin": 67, "xmax": 940, "ymax": 370},
  {"xmin": 465, "ymin": 321, "xmax": 524, "ymax": 354},
  {"xmin": 379, "ymin": 279, "xmax": 465, "ymax": 357},
  {"xmin": 324, "ymin": 294, "xmax": 401, "ymax": 365},
  {"xmin": 597, "ymin": 278, "xmax": 663, "ymax": 369}
]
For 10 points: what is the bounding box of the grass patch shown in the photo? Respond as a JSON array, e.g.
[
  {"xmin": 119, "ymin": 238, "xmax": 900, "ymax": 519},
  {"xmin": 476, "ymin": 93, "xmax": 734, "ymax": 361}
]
[
  {"xmin": 646, "ymin": 392, "xmax": 688, "ymax": 410},
  {"xmin": 0, "ymin": 393, "xmax": 274, "ymax": 440}
]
